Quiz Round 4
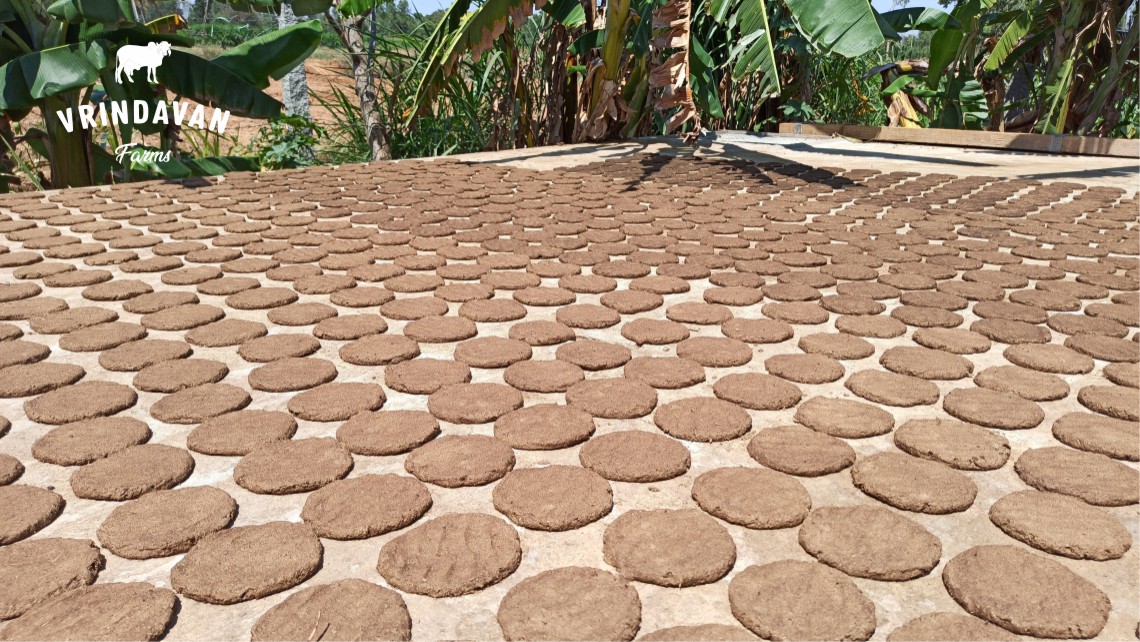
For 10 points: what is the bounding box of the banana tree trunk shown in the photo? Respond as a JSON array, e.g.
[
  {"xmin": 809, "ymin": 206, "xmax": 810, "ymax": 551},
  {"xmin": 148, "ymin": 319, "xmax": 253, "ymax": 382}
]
[
  {"xmin": 44, "ymin": 92, "xmax": 95, "ymax": 188},
  {"xmin": 332, "ymin": 11, "xmax": 391, "ymax": 161},
  {"xmin": 279, "ymin": 3, "xmax": 312, "ymax": 119}
]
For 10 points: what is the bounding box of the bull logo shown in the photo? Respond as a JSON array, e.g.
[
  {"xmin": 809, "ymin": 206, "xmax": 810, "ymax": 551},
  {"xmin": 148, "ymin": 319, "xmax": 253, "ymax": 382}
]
[{"xmin": 115, "ymin": 41, "xmax": 172, "ymax": 84}]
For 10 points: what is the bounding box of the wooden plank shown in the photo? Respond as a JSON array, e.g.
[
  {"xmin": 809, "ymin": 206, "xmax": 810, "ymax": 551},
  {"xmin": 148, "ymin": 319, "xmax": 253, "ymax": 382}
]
[{"xmin": 778, "ymin": 123, "xmax": 1140, "ymax": 159}]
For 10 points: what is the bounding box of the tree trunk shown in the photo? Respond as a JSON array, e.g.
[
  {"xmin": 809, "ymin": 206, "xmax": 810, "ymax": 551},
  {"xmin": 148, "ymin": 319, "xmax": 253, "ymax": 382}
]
[
  {"xmin": 44, "ymin": 93, "xmax": 95, "ymax": 188},
  {"xmin": 279, "ymin": 3, "xmax": 312, "ymax": 119},
  {"xmin": 543, "ymin": 24, "xmax": 569, "ymax": 145},
  {"xmin": 330, "ymin": 8, "xmax": 391, "ymax": 161}
]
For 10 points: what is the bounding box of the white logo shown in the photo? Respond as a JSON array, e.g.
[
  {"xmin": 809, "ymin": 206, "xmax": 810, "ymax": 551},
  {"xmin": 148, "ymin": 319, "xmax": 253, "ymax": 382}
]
[{"xmin": 115, "ymin": 41, "xmax": 171, "ymax": 84}]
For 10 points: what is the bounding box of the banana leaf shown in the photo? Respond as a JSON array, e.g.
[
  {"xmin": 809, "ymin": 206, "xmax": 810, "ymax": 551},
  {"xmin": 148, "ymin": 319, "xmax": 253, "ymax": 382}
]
[
  {"xmin": 157, "ymin": 49, "xmax": 282, "ymax": 119},
  {"xmin": 983, "ymin": 11, "xmax": 1031, "ymax": 71},
  {"xmin": 127, "ymin": 147, "xmax": 260, "ymax": 178},
  {"xmin": 728, "ymin": 0, "xmax": 778, "ymax": 97},
  {"xmin": 783, "ymin": 0, "xmax": 891, "ymax": 58},
  {"xmin": 211, "ymin": 20, "xmax": 321, "ymax": 89},
  {"xmin": 543, "ymin": 0, "xmax": 585, "ymax": 28},
  {"xmin": 407, "ymin": 0, "xmax": 542, "ymax": 122},
  {"xmin": 878, "ymin": 7, "xmax": 960, "ymax": 32},
  {"xmin": 0, "ymin": 41, "xmax": 108, "ymax": 111},
  {"xmin": 81, "ymin": 17, "xmax": 194, "ymax": 48},
  {"xmin": 47, "ymin": 0, "xmax": 137, "ymax": 25}
]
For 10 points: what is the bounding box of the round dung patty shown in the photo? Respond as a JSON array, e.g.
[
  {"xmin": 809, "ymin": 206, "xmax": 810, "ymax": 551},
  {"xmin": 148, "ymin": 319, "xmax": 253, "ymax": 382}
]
[
  {"xmin": 566, "ymin": 378, "xmax": 657, "ymax": 419},
  {"xmin": 99, "ymin": 339, "xmax": 192, "ymax": 371},
  {"xmin": 728, "ymin": 561, "xmax": 875, "ymax": 641},
  {"xmin": 70, "ymin": 444, "xmax": 193, "ymax": 501},
  {"xmin": 604, "ymin": 509, "xmax": 735, "ymax": 587},
  {"xmin": 556, "ymin": 340, "xmax": 632, "ymax": 370},
  {"xmin": 621, "ymin": 319, "xmax": 690, "ymax": 346},
  {"xmin": 150, "ymin": 383, "xmax": 251, "ymax": 424},
  {"xmin": 794, "ymin": 396, "xmax": 894, "ymax": 438},
  {"xmin": 974, "ymin": 365, "xmax": 1068, "ymax": 401},
  {"xmin": 1003, "ymin": 343, "xmax": 1093, "ymax": 374},
  {"xmin": 504, "ymin": 359, "xmax": 584, "ymax": 392},
  {"xmin": 24, "ymin": 381, "xmax": 137, "ymax": 425},
  {"xmin": 235, "ymin": 438, "xmax": 353, "ymax": 495},
  {"xmin": 492, "ymin": 465, "xmax": 612, "ymax": 531},
  {"xmin": 1078, "ymin": 384, "xmax": 1139, "ymax": 421},
  {"xmin": 747, "ymin": 426, "xmax": 856, "ymax": 477},
  {"xmin": 886, "ymin": 612, "xmax": 1019, "ymax": 642},
  {"xmin": 0, "ymin": 582, "xmax": 176, "ymax": 641},
  {"xmin": 798, "ymin": 505, "xmax": 941, "ymax": 580},
  {"xmin": 301, "ymin": 474, "xmax": 432, "ymax": 539},
  {"xmin": 186, "ymin": 410, "xmax": 297, "ymax": 456},
  {"xmin": 989, "ymin": 490, "xmax": 1131, "ymax": 561},
  {"xmin": 654, "ymin": 397, "xmax": 751, "ymax": 442},
  {"xmin": 0, "ymin": 485, "xmax": 65, "ymax": 545},
  {"xmin": 765, "ymin": 353, "xmax": 844, "ymax": 383},
  {"xmin": 58, "ymin": 322, "xmax": 146, "ymax": 352},
  {"xmin": 623, "ymin": 357, "xmax": 705, "ymax": 389},
  {"xmin": 248, "ymin": 357, "xmax": 337, "ymax": 392},
  {"xmin": 1051, "ymin": 412, "xmax": 1138, "ymax": 461},
  {"xmin": 912, "ymin": 328, "xmax": 991, "ymax": 354},
  {"xmin": 385, "ymin": 358, "xmax": 470, "ymax": 394},
  {"xmin": 637, "ymin": 624, "xmax": 758, "ymax": 641},
  {"xmin": 893, "ymin": 419, "xmax": 1009, "ymax": 471},
  {"xmin": 851, "ymin": 452, "xmax": 977, "ymax": 514},
  {"xmin": 692, "ymin": 467, "xmax": 810, "ymax": 529},
  {"xmin": 454, "ymin": 337, "xmax": 533, "ymax": 368},
  {"xmin": 712, "ymin": 373, "xmax": 800, "ymax": 410},
  {"xmin": 171, "ymin": 522, "xmax": 322, "ymax": 605},
  {"xmin": 251, "ymin": 579, "xmax": 411, "ymax": 642},
  {"xmin": 1014, "ymin": 447, "xmax": 1138, "ymax": 506},
  {"xmin": 288, "ymin": 382, "xmax": 386, "ymax": 421},
  {"xmin": 942, "ymin": 545, "xmax": 1109, "ymax": 638},
  {"xmin": 798, "ymin": 332, "xmax": 875, "ymax": 360},
  {"xmin": 404, "ymin": 435, "xmax": 514, "ymax": 487},
  {"xmin": 133, "ymin": 358, "xmax": 228, "ymax": 393},
  {"xmin": 880, "ymin": 346, "xmax": 973, "ymax": 380},
  {"xmin": 721, "ymin": 318, "xmax": 794, "ymax": 343},
  {"xmin": 0, "ymin": 538, "xmax": 102, "ymax": 620},
  {"xmin": 335, "ymin": 410, "xmax": 439, "ymax": 456},
  {"xmin": 376, "ymin": 513, "xmax": 521, "ymax": 597},
  {"xmin": 494, "ymin": 404, "xmax": 595, "ymax": 450},
  {"xmin": 497, "ymin": 567, "xmax": 641, "ymax": 642},
  {"xmin": 0, "ymin": 363, "xmax": 85, "ymax": 397},
  {"xmin": 340, "ymin": 334, "xmax": 420, "ymax": 366},
  {"xmin": 428, "ymin": 383, "xmax": 523, "ymax": 424},
  {"xmin": 239, "ymin": 334, "xmax": 321, "ymax": 362},
  {"xmin": 579, "ymin": 431, "xmax": 690, "ymax": 482},
  {"xmin": 942, "ymin": 388, "xmax": 1043, "ymax": 430},
  {"xmin": 97, "ymin": 486, "xmax": 237, "ymax": 559},
  {"xmin": 845, "ymin": 370, "xmax": 940, "ymax": 407},
  {"xmin": 0, "ymin": 455, "xmax": 21, "ymax": 485}
]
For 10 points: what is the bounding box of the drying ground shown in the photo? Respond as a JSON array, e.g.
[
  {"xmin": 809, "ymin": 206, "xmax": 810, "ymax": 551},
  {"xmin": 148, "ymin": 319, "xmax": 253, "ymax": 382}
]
[{"xmin": 0, "ymin": 152, "xmax": 1136, "ymax": 641}]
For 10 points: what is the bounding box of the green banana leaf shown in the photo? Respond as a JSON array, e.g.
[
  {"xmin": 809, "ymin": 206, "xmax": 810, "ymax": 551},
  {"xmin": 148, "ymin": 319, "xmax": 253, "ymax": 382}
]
[
  {"xmin": 925, "ymin": 27, "xmax": 962, "ymax": 88},
  {"xmin": 878, "ymin": 7, "xmax": 960, "ymax": 32},
  {"xmin": 728, "ymin": 0, "xmax": 778, "ymax": 97},
  {"xmin": 126, "ymin": 146, "xmax": 260, "ymax": 178},
  {"xmin": 337, "ymin": 0, "xmax": 383, "ymax": 16},
  {"xmin": 46, "ymin": 0, "xmax": 137, "ymax": 25},
  {"xmin": 211, "ymin": 20, "xmax": 321, "ymax": 89},
  {"xmin": 542, "ymin": 0, "xmax": 586, "ymax": 28},
  {"xmin": 407, "ymin": 0, "xmax": 533, "ymax": 122},
  {"xmin": 0, "ymin": 41, "xmax": 108, "ymax": 111},
  {"xmin": 983, "ymin": 11, "xmax": 1031, "ymax": 71},
  {"xmin": 157, "ymin": 49, "xmax": 282, "ymax": 119},
  {"xmin": 569, "ymin": 29, "xmax": 603, "ymax": 55},
  {"xmin": 783, "ymin": 0, "xmax": 890, "ymax": 58},
  {"xmin": 81, "ymin": 18, "xmax": 195, "ymax": 48},
  {"xmin": 690, "ymin": 36, "xmax": 724, "ymax": 119}
]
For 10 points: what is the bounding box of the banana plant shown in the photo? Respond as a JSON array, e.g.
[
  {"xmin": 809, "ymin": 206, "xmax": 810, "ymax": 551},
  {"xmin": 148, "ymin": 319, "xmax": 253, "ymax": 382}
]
[
  {"xmin": 406, "ymin": 0, "xmax": 957, "ymax": 141},
  {"xmin": 0, "ymin": 0, "xmax": 321, "ymax": 189}
]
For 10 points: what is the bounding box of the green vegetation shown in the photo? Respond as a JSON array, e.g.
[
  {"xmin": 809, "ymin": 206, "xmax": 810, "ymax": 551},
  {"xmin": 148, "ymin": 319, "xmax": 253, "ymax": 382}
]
[{"xmin": 0, "ymin": 0, "xmax": 1134, "ymax": 190}]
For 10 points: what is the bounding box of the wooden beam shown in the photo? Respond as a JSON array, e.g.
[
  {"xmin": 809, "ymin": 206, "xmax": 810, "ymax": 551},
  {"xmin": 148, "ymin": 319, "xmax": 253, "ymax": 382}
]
[{"xmin": 778, "ymin": 123, "xmax": 1140, "ymax": 159}]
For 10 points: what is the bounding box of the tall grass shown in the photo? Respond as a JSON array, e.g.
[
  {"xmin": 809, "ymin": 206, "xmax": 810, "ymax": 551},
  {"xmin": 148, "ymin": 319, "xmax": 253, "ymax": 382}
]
[{"xmin": 314, "ymin": 22, "xmax": 502, "ymax": 162}]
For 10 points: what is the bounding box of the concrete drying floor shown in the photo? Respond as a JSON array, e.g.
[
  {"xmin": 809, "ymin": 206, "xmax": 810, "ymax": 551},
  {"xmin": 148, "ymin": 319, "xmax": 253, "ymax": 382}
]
[{"xmin": 0, "ymin": 136, "xmax": 1137, "ymax": 641}]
